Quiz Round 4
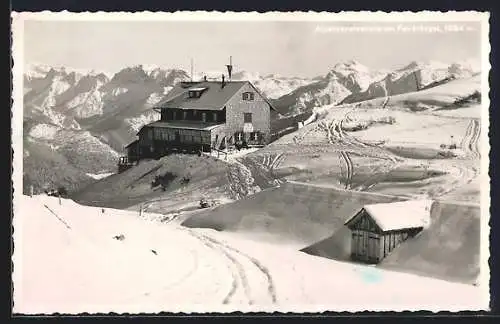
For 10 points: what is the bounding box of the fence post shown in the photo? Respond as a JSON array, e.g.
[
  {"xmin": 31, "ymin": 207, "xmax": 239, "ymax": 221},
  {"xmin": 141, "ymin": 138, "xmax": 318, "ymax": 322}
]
[
  {"xmin": 139, "ymin": 204, "xmax": 143, "ymax": 217},
  {"xmin": 30, "ymin": 185, "xmax": 34, "ymax": 198},
  {"xmin": 58, "ymin": 195, "xmax": 62, "ymax": 206}
]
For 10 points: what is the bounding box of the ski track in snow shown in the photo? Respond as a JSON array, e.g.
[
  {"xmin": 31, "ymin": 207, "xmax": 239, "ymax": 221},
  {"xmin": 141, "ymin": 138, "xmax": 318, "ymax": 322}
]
[
  {"xmin": 461, "ymin": 119, "xmax": 481, "ymax": 160},
  {"xmin": 187, "ymin": 229, "xmax": 277, "ymax": 305},
  {"xmin": 339, "ymin": 151, "xmax": 353, "ymax": 190},
  {"xmin": 37, "ymin": 198, "xmax": 277, "ymax": 306}
]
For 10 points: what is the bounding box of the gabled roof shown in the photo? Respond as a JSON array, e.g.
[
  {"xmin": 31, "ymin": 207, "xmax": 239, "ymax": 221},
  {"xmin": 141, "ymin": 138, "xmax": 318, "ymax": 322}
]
[
  {"xmin": 154, "ymin": 81, "xmax": 247, "ymax": 111},
  {"xmin": 154, "ymin": 80, "xmax": 279, "ymax": 112},
  {"xmin": 344, "ymin": 200, "xmax": 434, "ymax": 232}
]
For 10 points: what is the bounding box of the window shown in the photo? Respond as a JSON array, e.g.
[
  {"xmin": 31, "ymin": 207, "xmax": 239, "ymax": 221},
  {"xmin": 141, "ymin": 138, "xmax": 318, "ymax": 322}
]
[
  {"xmin": 188, "ymin": 90, "xmax": 201, "ymax": 98},
  {"xmin": 242, "ymin": 92, "xmax": 255, "ymax": 101},
  {"xmin": 244, "ymin": 113, "xmax": 252, "ymax": 123},
  {"xmin": 212, "ymin": 112, "xmax": 217, "ymax": 122},
  {"xmin": 202, "ymin": 112, "xmax": 207, "ymax": 122},
  {"xmin": 235, "ymin": 132, "xmax": 243, "ymax": 141},
  {"xmin": 252, "ymin": 132, "xmax": 259, "ymax": 141},
  {"xmin": 188, "ymin": 87, "xmax": 206, "ymax": 98},
  {"xmin": 183, "ymin": 111, "xmax": 188, "ymax": 120}
]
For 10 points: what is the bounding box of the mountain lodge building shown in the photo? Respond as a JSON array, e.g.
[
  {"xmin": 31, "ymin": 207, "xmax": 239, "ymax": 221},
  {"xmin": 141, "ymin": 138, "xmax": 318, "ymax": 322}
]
[{"xmin": 119, "ymin": 74, "xmax": 279, "ymax": 168}]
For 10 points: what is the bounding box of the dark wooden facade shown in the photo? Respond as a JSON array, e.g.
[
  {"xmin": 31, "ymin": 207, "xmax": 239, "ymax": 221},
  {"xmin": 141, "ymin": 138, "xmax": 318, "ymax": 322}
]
[
  {"xmin": 161, "ymin": 108, "xmax": 227, "ymax": 124},
  {"xmin": 346, "ymin": 209, "xmax": 422, "ymax": 264},
  {"xmin": 135, "ymin": 124, "xmax": 213, "ymax": 157}
]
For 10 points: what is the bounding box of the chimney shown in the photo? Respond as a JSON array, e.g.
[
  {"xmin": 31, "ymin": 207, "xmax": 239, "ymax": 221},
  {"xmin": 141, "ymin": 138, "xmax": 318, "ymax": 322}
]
[
  {"xmin": 221, "ymin": 74, "xmax": 225, "ymax": 88},
  {"xmin": 226, "ymin": 56, "xmax": 233, "ymax": 81},
  {"xmin": 203, "ymin": 75, "xmax": 207, "ymax": 82}
]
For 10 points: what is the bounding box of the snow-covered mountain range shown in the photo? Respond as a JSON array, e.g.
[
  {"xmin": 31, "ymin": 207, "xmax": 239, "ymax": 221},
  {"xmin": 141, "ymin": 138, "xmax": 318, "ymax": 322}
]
[
  {"xmin": 21, "ymin": 59, "xmax": 480, "ymax": 193},
  {"xmin": 271, "ymin": 59, "xmax": 481, "ymax": 115},
  {"xmin": 196, "ymin": 69, "xmax": 314, "ymax": 99}
]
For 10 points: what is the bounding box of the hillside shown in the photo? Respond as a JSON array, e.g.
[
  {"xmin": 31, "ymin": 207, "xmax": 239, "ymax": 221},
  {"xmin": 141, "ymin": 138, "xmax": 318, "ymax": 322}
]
[
  {"xmin": 71, "ymin": 150, "xmax": 280, "ymax": 214},
  {"xmin": 182, "ymin": 181, "xmax": 402, "ymax": 248},
  {"xmin": 380, "ymin": 201, "xmax": 480, "ymax": 284},
  {"xmin": 13, "ymin": 193, "xmax": 486, "ymax": 313},
  {"xmin": 23, "ymin": 119, "xmax": 119, "ymax": 194},
  {"xmin": 182, "ymin": 182, "xmax": 480, "ymax": 284},
  {"xmin": 257, "ymin": 73, "xmax": 483, "ymax": 203}
]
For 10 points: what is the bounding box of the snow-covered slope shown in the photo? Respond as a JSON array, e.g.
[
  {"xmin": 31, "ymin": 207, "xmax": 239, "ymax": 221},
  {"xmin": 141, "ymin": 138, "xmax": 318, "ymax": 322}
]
[
  {"xmin": 341, "ymin": 60, "xmax": 479, "ymax": 105},
  {"xmin": 23, "ymin": 119, "xmax": 119, "ymax": 194},
  {"xmin": 13, "ymin": 194, "xmax": 487, "ymax": 313}
]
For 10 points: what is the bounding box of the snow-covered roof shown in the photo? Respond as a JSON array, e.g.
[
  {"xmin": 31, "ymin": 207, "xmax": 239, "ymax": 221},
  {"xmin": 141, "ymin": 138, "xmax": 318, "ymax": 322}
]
[
  {"xmin": 155, "ymin": 80, "xmax": 279, "ymax": 112},
  {"xmin": 345, "ymin": 200, "xmax": 434, "ymax": 232}
]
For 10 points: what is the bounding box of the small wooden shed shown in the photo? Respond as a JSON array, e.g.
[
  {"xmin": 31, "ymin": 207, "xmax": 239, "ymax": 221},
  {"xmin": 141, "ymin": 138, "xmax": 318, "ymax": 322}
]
[{"xmin": 344, "ymin": 200, "xmax": 433, "ymax": 264}]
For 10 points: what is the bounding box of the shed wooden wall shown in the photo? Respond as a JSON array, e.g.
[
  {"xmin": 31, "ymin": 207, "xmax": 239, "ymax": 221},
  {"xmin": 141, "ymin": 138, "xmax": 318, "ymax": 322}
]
[{"xmin": 347, "ymin": 210, "xmax": 422, "ymax": 264}]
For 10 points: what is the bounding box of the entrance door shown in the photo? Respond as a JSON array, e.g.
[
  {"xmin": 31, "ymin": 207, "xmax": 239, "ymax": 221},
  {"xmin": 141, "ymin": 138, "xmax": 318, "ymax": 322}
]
[
  {"xmin": 352, "ymin": 230, "xmax": 379, "ymax": 263},
  {"xmin": 367, "ymin": 233, "xmax": 380, "ymax": 262},
  {"xmin": 360, "ymin": 231, "xmax": 368, "ymax": 260}
]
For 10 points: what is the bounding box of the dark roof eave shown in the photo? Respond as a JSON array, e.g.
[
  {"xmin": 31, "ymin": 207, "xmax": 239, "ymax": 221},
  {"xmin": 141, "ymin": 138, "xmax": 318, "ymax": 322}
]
[
  {"xmin": 125, "ymin": 139, "xmax": 139, "ymax": 148},
  {"xmin": 154, "ymin": 106, "xmax": 226, "ymax": 111}
]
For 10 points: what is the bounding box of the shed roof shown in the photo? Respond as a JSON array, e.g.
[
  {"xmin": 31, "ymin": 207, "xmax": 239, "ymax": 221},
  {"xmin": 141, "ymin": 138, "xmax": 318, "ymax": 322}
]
[
  {"xmin": 154, "ymin": 80, "xmax": 278, "ymax": 112},
  {"xmin": 344, "ymin": 199, "xmax": 434, "ymax": 232}
]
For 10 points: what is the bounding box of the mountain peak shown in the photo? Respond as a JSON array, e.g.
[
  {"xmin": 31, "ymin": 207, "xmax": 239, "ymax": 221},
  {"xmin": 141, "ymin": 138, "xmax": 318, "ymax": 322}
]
[{"xmin": 333, "ymin": 59, "xmax": 367, "ymax": 70}]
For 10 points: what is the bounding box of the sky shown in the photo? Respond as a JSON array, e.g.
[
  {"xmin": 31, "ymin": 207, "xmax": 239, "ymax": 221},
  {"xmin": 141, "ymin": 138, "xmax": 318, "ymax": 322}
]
[{"xmin": 22, "ymin": 20, "xmax": 483, "ymax": 78}]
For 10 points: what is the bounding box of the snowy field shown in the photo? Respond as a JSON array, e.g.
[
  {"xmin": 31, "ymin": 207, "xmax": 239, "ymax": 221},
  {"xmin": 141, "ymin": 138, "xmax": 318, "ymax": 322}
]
[{"xmin": 13, "ymin": 195, "xmax": 488, "ymax": 314}]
